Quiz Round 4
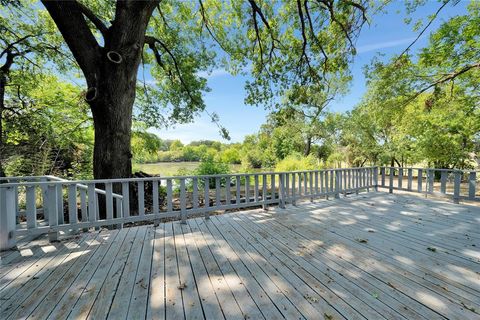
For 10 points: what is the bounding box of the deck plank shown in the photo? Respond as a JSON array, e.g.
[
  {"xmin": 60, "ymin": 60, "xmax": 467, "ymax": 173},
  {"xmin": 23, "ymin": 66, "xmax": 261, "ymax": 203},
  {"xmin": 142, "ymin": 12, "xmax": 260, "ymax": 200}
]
[
  {"xmin": 192, "ymin": 218, "xmax": 284, "ymax": 319},
  {"xmin": 67, "ymin": 227, "xmax": 131, "ymax": 319},
  {"xmin": 2, "ymin": 193, "xmax": 479, "ymax": 320},
  {"xmin": 180, "ymin": 220, "xmax": 227, "ymax": 319},
  {"xmin": 163, "ymin": 222, "xmax": 185, "ymax": 319},
  {"xmin": 43, "ymin": 229, "xmax": 123, "ymax": 320},
  {"xmin": 236, "ymin": 211, "xmax": 439, "ymax": 320},
  {"xmin": 87, "ymin": 227, "xmax": 138, "ymax": 319},
  {"xmin": 1, "ymin": 232, "xmax": 98, "ymax": 319},
  {"xmin": 127, "ymin": 226, "xmax": 155, "ymax": 319},
  {"xmin": 147, "ymin": 226, "xmax": 166, "ymax": 320},
  {"xmin": 172, "ymin": 222, "xmax": 204, "ymax": 320},
  {"xmin": 187, "ymin": 218, "xmax": 265, "ymax": 320},
  {"xmin": 107, "ymin": 226, "xmax": 148, "ymax": 319},
  {"xmin": 18, "ymin": 229, "xmax": 116, "ymax": 320}
]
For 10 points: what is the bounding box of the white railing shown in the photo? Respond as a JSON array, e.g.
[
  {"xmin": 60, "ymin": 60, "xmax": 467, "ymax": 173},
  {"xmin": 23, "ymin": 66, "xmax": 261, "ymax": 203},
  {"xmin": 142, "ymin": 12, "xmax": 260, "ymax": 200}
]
[
  {"xmin": 0, "ymin": 167, "xmax": 377, "ymax": 250},
  {"xmin": 378, "ymin": 167, "xmax": 479, "ymax": 203}
]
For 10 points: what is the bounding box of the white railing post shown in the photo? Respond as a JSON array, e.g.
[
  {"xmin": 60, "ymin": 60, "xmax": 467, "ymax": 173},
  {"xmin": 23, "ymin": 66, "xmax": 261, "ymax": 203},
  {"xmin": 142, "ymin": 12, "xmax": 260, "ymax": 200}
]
[
  {"xmin": 279, "ymin": 173, "xmax": 286, "ymax": 209},
  {"xmin": 180, "ymin": 178, "xmax": 187, "ymax": 224},
  {"xmin": 1, "ymin": 186, "xmax": 17, "ymax": 250},
  {"xmin": 373, "ymin": 167, "xmax": 378, "ymax": 192},
  {"xmin": 262, "ymin": 174, "xmax": 267, "ymax": 210},
  {"xmin": 453, "ymin": 171, "xmax": 461, "ymax": 204},
  {"xmin": 389, "ymin": 167, "xmax": 394, "ymax": 194},
  {"xmin": 334, "ymin": 170, "xmax": 340, "ymax": 199},
  {"xmin": 47, "ymin": 184, "xmax": 59, "ymax": 242},
  {"xmin": 468, "ymin": 171, "xmax": 476, "ymax": 200}
]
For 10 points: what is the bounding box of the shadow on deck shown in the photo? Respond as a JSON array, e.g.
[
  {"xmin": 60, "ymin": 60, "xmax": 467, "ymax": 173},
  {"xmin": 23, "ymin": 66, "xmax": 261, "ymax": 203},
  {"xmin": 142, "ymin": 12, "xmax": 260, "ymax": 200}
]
[{"xmin": 1, "ymin": 192, "xmax": 479, "ymax": 319}]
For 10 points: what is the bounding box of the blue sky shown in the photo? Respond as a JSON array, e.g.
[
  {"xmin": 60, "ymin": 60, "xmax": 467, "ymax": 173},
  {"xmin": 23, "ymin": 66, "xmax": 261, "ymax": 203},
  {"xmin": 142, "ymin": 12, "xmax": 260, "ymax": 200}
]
[{"xmin": 150, "ymin": 1, "xmax": 470, "ymax": 143}]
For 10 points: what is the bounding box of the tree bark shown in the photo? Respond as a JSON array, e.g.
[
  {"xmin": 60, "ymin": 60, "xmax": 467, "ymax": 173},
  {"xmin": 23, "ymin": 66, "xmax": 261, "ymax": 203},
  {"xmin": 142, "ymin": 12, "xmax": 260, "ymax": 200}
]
[
  {"xmin": 0, "ymin": 70, "xmax": 6, "ymax": 178},
  {"xmin": 42, "ymin": 0, "xmax": 158, "ymax": 180},
  {"xmin": 304, "ymin": 135, "xmax": 312, "ymax": 156}
]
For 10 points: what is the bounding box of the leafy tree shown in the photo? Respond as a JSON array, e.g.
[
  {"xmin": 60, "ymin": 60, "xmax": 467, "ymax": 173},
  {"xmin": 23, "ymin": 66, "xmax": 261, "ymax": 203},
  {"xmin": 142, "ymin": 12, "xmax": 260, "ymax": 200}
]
[
  {"xmin": 0, "ymin": 0, "xmax": 67, "ymax": 176},
  {"xmin": 9, "ymin": 0, "xmax": 371, "ymax": 180}
]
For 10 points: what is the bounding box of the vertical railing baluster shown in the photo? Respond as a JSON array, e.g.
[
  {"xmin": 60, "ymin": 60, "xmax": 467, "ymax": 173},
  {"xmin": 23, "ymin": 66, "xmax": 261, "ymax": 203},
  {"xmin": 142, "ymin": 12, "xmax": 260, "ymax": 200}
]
[
  {"xmin": 453, "ymin": 171, "xmax": 461, "ymax": 204},
  {"xmin": 138, "ymin": 181, "xmax": 145, "ymax": 216},
  {"xmin": 41, "ymin": 177, "xmax": 49, "ymax": 223},
  {"xmin": 468, "ymin": 171, "xmax": 476, "ymax": 200},
  {"xmin": 180, "ymin": 178, "xmax": 187, "ymax": 223},
  {"xmin": 254, "ymin": 174, "xmax": 259, "ymax": 203},
  {"xmin": 14, "ymin": 185, "xmax": 19, "ymax": 224},
  {"xmin": 279, "ymin": 173, "xmax": 286, "ymax": 209},
  {"xmin": 389, "ymin": 167, "xmax": 394, "ymax": 193},
  {"xmin": 284, "ymin": 173, "xmax": 290, "ymax": 202},
  {"xmin": 330, "ymin": 170, "xmax": 334, "ymax": 193},
  {"xmin": 303, "ymin": 172, "xmax": 308, "ymax": 196},
  {"xmin": 292, "ymin": 173, "xmax": 296, "ymax": 205},
  {"xmin": 271, "ymin": 173, "xmax": 276, "ymax": 201},
  {"xmin": 408, "ymin": 168, "xmax": 413, "ymax": 191},
  {"xmin": 153, "ymin": 180, "xmax": 160, "ymax": 214},
  {"xmin": 314, "ymin": 171, "xmax": 319, "ymax": 196},
  {"xmin": 47, "ymin": 184, "xmax": 58, "ymax": 241},
  {"xmin": 348, "ymin": 169, "xmax": 352, "ymax": 190},
  {"xmin": 192, "ymin": 178, "xmax": 198, "ymax": 210},
  {"xmin": 56, "ymin": 184, "xmax": 64, "ymax": 225},
  {"xmin": 226, "ymin": 176, "xmax": 231, "ymax": 205},
  {"xmin": 1, "ymin": 187, "xmax": 17, "ymax": 250},
  {"xmin": 398, "ymin": 168, "xmax": 403, "ymax": 190},
  {"xmin": 262, "ymin": 174, "xmax": 267, "ymax": 210},
  {"xmin": 440, "ymin": 171, "xmax": 447, "ymax": 194},
  {"xmin": 320, "ymin": 171, "xmax": 324, "ymax": 195},
  {"xmin": 26, "ymin": 185, "xmax": 37, "ymax": 229},
  {"xmin": 373, "ymin": 167, "xmax": 378, "ymax": 192},
  {"xmin": 309, "ymin": 172, "xmax": 314, "ymax": 201},
  {"xmin": 236, "ymin": 175, "xmax": 241, "ymax": 204},
  {"xmin": 245, "ymin": 175, "xmax": 250, "ymax": 203},
  {"xmin": 106, "ymin": 183, "xmax": 114, "ymax": 220},
  {"xmin": 215, "ymin": 177, "xmax": 221, "ymax": 207},
  {"xmin": 335, "ymin": 170, "xmax": 340, "ymax": 199},
  {"xmin": 417, "ymin": 169, "xmax": 423, "ymax": 193},
  {"xmin": 204, "ymin": 178, "xmax": 210, "ymax": 219},
  {"xmin": 166, "ymin": 179, "xmax": 173, "ymax": 212},
  {"xmin": 122, "ymin": 182, "xmax": 130, "ymax": 218},
  {"xmin": 87, "ymin": 184, "xmax": 97, "ymax": 223},
  {"xmin": 325, "ymin": 170, "xmax": 329, "ymax": 199},
  {"xmin": 80, "ymin": 188, "xmax": 88, "ymax": 223},
  {"xmin": 116, "ymin": 197, "xmax": 123, "ymax": 229},
  {"xmin": 428, "ymin": 170, "xmax": 434, "ymax": 194},
  {"xmin": 67, "ymin": 184, "xmax": 77, "ymax": 227},
  {"xmin": 381, "ymin": 167, "xmax": 385, "ymax": 187},
  {"xmin": 299, "ymin": 172, "xmax": 303, "ymax": 196}
]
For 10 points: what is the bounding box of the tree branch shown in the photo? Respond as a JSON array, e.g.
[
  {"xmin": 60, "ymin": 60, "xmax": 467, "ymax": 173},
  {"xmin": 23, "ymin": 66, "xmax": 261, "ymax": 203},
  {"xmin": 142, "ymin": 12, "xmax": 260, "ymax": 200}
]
[
  {"xmin": 395, "ymin": 0, "xmax": 451, "ymax": 63},
  {"xmin": 41, "ymin": 0, "xmax": 101, "ymax": 86},
  {"xmin": 76, "ymin": 1, "xmax": 108, "ymax": 37},
  {"xmin": 405, "ymin": 61, "xmax": 480, "ymax": 105}
]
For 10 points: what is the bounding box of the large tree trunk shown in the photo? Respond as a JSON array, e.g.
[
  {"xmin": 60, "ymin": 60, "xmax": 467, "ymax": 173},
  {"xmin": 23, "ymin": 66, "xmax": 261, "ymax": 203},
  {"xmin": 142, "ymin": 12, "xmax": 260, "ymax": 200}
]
[
  {"xmin": 304, "ymin": 136, "xmax": 312, "ymax": 156},
  {"xmin": 0, "ymin": 69, "xmax": 7, "ymax": 178},
  {"xmin": 42, "ymin": 0, "xmax": 158, "ymax": 181}
]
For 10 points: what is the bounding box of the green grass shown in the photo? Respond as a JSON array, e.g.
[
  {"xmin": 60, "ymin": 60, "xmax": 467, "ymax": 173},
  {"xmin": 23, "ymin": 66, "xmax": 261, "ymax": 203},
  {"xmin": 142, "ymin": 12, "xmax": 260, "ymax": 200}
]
[{"xmin": 134, "ymin": 162, "xmax": 243, "ymax": 176}]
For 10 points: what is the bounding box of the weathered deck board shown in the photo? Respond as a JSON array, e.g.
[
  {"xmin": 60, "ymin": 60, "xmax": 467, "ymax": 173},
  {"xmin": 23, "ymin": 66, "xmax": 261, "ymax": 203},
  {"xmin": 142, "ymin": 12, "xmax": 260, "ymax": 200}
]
[{"xmin": 1, "ymin": 193, "xmax": 479, "ymax": 320}]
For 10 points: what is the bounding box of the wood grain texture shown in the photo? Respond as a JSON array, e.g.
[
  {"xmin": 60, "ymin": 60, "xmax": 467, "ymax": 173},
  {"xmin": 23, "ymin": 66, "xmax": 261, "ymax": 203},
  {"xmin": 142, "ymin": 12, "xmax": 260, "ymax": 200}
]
[{"xmin": 2, "ymin": 193, "xmax": 479, "ymax": 319}]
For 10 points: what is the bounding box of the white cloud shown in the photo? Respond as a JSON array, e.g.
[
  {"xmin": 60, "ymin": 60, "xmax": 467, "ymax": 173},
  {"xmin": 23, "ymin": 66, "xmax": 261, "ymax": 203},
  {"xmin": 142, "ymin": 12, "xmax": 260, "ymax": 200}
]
[
  {"xmin": 356, "ymin": 37, "xmax": 417, "ymax": 54},
  {"xmin": 148, "ymin": 117, "xmax": 227, "ymax": 143},
  {"xmin": 197, "ymin": 68, "xmax": 230, "ymax": 79}
]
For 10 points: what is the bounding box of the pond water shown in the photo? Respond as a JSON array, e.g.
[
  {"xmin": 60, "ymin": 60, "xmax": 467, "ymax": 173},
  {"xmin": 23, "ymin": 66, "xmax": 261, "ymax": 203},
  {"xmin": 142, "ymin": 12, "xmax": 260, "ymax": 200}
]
[{"xmin": 134, "ymin": 162, "xmax": 243, "ymax": 176}]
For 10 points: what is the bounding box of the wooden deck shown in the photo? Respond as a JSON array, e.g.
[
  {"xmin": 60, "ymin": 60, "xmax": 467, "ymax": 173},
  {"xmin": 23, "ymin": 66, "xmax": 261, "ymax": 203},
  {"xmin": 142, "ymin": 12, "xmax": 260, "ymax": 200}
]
[{"xmin": 1, "ymin": 192, "xmax": 479, "ymax": 320}]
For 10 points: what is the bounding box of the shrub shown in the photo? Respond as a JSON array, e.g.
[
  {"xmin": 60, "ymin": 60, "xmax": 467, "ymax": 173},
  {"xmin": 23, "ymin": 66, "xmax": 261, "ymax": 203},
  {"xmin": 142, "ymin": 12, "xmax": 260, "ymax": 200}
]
[
  {"xmin": 274, "ymin": 154, "xmax": 320, "ymax": 172},
  {"xmin": 195, "ymin": 156, "xmax": 230, "ymax": 188}
]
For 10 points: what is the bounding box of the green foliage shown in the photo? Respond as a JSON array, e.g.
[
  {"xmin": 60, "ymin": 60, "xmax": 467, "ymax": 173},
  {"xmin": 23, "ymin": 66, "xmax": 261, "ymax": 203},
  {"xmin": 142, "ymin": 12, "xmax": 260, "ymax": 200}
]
[
  {"xmin": 3, "ymin": 74, "xmax": 93, "ymax": 178},
  {"xmin": 275, "ymin": 154, "xmax": 319, "ymax": 172}
]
